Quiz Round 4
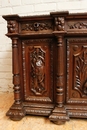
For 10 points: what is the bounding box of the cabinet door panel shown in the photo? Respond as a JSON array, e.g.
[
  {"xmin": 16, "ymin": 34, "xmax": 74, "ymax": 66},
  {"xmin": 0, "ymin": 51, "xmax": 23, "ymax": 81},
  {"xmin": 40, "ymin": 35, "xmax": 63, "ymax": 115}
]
[
  {"xmin": 22, "ymin": 39, "xmax": 54, "ymax": 103},
  {"xmin": 66, "ymin": 39, "xmax": 87, "ymax": 104}
]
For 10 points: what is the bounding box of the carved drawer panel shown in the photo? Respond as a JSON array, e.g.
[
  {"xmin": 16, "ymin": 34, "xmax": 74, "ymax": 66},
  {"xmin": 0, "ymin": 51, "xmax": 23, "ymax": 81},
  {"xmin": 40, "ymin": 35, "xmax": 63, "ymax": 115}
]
[
  {"xmin": 66, "ymin": 38, "xmax": 87, "ymax": 104},
  {"xmin": 20, "ymin": 20, "xmax": 53, "ymax": 34},
  {"xmin": 22, "ymin": 39, "xmax": 54, "ymax": 103},
  {"xmin": 67, "ymin": 21, "xmax": 87, "ymax": 29}
]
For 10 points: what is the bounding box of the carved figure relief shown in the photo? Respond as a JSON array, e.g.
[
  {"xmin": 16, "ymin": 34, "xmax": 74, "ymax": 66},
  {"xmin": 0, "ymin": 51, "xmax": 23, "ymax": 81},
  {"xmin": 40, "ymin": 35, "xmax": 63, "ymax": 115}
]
[
  {"xmin": 68, "ymin": 22, "xmax": 87, "ymax": 29},
  {"xmin": 74, "ymin": 46, "xmax": 87, "ymax": 95},
  {"xmin": 29, "ymin": 46, "xmax": 46, "ymax": 95},
  {"xmin": 55, "ymin": 17, "xmax": 64, "ymax": 31},
  {"xmin": 7, "ymin": 20, "xmax": 17, "ymax": 33},
  {"xmin": 21, "ymin": 22, "xmax": 52, "ymax": 31},
  {"xmin": 22, "ymin": 39, "xmax": 53, "ymax": 102}
]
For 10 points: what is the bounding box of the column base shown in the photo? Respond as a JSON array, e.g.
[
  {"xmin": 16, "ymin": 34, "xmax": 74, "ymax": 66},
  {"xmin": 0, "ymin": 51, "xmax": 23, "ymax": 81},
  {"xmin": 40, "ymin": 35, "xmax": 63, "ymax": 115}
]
[
  {"xmin": 6, "ymin": 102, "xmax": 26, "ymax": 121},
  {"xmin": 49, "ymin": 106, "xmax": 70, "ymax": 125}
]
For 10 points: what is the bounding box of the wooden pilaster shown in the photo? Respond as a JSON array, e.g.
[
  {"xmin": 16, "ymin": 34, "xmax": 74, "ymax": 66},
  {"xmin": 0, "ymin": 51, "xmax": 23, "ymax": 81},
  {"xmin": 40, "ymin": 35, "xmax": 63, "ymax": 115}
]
[
  {"xmin": 12, "ymin": 38, "xmax": 21, "ymax": 105},
  {"xmin": 6, "ymin": 37, "xmax": 25, "ymax": 121}
]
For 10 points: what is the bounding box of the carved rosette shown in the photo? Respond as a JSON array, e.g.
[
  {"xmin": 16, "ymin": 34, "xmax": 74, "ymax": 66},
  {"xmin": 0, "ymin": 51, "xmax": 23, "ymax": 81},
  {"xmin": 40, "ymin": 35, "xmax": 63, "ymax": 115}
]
[
  {"xmin": 29, "ymin": 46, "xmax": 46, "ymax": 95},
  {"xmin": 55, "ymin": 17, "xmax": 64, "ymax": 31},
  {"xmin": 7, "ymin": 20, "xmax": 18, "ymax": 33}
]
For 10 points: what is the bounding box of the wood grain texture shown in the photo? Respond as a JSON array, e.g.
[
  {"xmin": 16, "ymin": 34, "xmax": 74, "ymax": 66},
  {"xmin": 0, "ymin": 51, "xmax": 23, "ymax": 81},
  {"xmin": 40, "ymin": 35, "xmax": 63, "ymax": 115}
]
[{"xmin": 3, "ymin": 11, "xmax": 87, "ymax": 124}]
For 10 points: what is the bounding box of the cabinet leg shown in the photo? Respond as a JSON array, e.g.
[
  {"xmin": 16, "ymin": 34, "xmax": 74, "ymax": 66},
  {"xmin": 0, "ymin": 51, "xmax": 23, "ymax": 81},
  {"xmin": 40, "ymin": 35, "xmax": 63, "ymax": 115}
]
[
  {"xmin": 52, "ymin": 121, "xmax": 66, "ymax": 125},
  {"xmin": 6, "ymin": 102, "xmax": 26, "ymax": 121},
  {"xmin": 49, "ymin": 106, "xmax": 69, "ymax": 124}
]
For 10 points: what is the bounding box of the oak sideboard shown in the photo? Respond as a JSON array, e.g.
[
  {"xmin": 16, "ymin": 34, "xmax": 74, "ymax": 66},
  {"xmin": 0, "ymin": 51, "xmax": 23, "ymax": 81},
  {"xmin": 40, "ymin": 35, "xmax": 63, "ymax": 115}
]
[{"xmin": 3, "ymin": 11, "xmax": 87, "ymax": 124}]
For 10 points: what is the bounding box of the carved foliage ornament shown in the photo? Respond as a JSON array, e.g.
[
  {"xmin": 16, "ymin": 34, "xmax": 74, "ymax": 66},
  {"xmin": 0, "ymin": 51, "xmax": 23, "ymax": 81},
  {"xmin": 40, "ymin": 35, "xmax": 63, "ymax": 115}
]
[
  {"xmin": 21, "ymin": 22, "xmax": 52, "ymax": 31},
  {"xmin": 68, "ymin": 22, "xmax": 87, "ymax": 29},
  {"xmin": 55, "ymin": 17, "xmax": 64, "ymax": 31},
  {"xmin": 74, "ymin": 46, "xmax": 87, "ymax": 95},
  {"xmin": 67, "ymin": 40, "xmax": 87, "ymax": 103},
  {"xmin": 29, "ymin": 46, "xmax": 46, "ymax": 95}
]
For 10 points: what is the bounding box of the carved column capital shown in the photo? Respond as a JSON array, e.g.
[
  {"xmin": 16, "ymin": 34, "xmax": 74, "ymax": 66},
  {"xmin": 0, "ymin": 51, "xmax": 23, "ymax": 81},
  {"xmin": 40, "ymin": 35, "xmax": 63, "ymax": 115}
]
[
  {"xmin": 7, "ymin": 20, "xmax": 18, "ymax": 33},
  {"xmin": 55, "ymin": 17, "xmax": 65, "ymax": 31}
]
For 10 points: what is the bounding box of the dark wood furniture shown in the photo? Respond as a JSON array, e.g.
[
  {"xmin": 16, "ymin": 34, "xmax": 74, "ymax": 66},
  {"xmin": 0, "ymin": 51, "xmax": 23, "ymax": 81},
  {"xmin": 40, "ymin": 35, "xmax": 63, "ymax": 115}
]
[{"xmin": 3, "ymin": 11, "xmax": 87, "ymax": 125}]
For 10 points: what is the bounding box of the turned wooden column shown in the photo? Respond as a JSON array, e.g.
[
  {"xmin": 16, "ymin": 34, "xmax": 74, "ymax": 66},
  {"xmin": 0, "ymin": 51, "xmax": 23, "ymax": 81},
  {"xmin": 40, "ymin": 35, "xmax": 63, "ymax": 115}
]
[
  {"xmin": 12, "ymin": 38, "xmax": 21, "ymax": 105},
  {"xmin": 49, "ymin": 12, "xmax": 69, "ymax": 124},
  {"xmin": 56, "ymin": 35, "xmax": 64, "ymax": 107}
]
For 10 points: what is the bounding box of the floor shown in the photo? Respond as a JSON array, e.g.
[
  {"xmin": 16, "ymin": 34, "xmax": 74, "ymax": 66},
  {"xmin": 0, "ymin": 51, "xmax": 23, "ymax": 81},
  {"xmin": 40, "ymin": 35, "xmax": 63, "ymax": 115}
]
[{"xmin": 0, "ymin": 93, "xmax": 87, "ymax": 130}]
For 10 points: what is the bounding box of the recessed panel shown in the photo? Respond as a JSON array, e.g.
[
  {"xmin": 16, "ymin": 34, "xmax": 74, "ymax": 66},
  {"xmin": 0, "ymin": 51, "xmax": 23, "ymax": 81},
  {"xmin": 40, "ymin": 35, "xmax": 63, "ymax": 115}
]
[{"xmin": 22, "ymin": 39, "xmax": 54, "ymax": 103}]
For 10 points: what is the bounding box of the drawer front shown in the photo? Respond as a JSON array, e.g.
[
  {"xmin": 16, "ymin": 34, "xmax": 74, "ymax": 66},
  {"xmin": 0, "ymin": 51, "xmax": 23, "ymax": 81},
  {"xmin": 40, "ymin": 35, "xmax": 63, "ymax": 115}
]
[
  {"xmin": 66, "ymin": 38, "xmax": 87, "ymax": 104},
  {"xmin": 22, "ymin": 39, "xmax": 55, "ymax": 103}
]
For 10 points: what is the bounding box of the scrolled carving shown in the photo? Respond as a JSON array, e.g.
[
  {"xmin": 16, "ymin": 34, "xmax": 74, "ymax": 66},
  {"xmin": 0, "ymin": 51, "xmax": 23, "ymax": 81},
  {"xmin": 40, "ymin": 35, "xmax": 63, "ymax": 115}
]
[
  {"xmin": 68, "ymin": 22, "xmax": 87, "ymax": 29},
  {"xmin": 21, "ymin": 22, "xmax": 52, "ymax": 31},
  {"xmin": 7, "ymin": 20, "xmax": 18, "ymax": 33},
  {"xmin": 55, "ymin": 17, "xmax": 64, "ymax": 31}
]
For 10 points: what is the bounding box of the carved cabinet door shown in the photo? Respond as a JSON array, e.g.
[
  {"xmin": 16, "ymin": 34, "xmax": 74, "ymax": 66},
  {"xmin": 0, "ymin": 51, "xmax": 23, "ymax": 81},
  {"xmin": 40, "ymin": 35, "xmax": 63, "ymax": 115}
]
[
  {"xmin": 66, "ymin": 38, "xmax": 87, "ymax": 104},
  {"xmin": 22, "ymin": 38, "xmax": 56, "ymax": 103}
]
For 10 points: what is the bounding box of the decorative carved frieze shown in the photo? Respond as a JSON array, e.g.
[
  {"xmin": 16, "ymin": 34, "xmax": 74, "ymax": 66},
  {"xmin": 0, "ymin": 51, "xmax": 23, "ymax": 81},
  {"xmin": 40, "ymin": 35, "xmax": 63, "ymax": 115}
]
[
  {"xmin": 68, "ymin": 22, "xmax": 87, "ymax": 29},
  {"xmin": 21, "ymin": 22, "xmax": 53, "ymax": 32},
  {"xmin": 22, "ymin": 39, "xmax": 53, "ymax": 43}
]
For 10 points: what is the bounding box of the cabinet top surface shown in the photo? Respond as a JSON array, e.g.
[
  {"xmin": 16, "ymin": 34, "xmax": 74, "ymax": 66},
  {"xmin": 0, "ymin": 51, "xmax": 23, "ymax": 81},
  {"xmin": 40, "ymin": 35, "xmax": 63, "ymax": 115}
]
[{"xmin": 2, "ymin": 11, "xmax": 87, "ymax": 20}]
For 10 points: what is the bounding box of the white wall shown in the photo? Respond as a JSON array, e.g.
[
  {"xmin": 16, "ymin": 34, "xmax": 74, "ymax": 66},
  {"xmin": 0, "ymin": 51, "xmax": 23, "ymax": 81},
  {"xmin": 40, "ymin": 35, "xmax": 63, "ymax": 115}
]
[{"xmin": 0, "ymin": 0, "xmax": 87, "ymax": 92}]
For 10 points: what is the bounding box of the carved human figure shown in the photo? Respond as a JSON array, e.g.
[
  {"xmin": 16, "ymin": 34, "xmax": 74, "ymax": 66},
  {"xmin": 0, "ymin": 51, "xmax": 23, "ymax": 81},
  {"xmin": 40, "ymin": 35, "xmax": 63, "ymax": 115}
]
[{"xmin": 31, "ymin": 48, "xmax": 45, "ymax": 94}]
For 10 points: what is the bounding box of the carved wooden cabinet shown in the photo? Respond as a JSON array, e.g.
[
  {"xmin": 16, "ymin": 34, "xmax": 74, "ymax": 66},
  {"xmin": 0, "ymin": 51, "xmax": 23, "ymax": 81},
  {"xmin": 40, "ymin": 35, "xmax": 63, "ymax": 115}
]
[{"xmin": 3, "ymin": 11, "xmax": 87, "ymax": 124}]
